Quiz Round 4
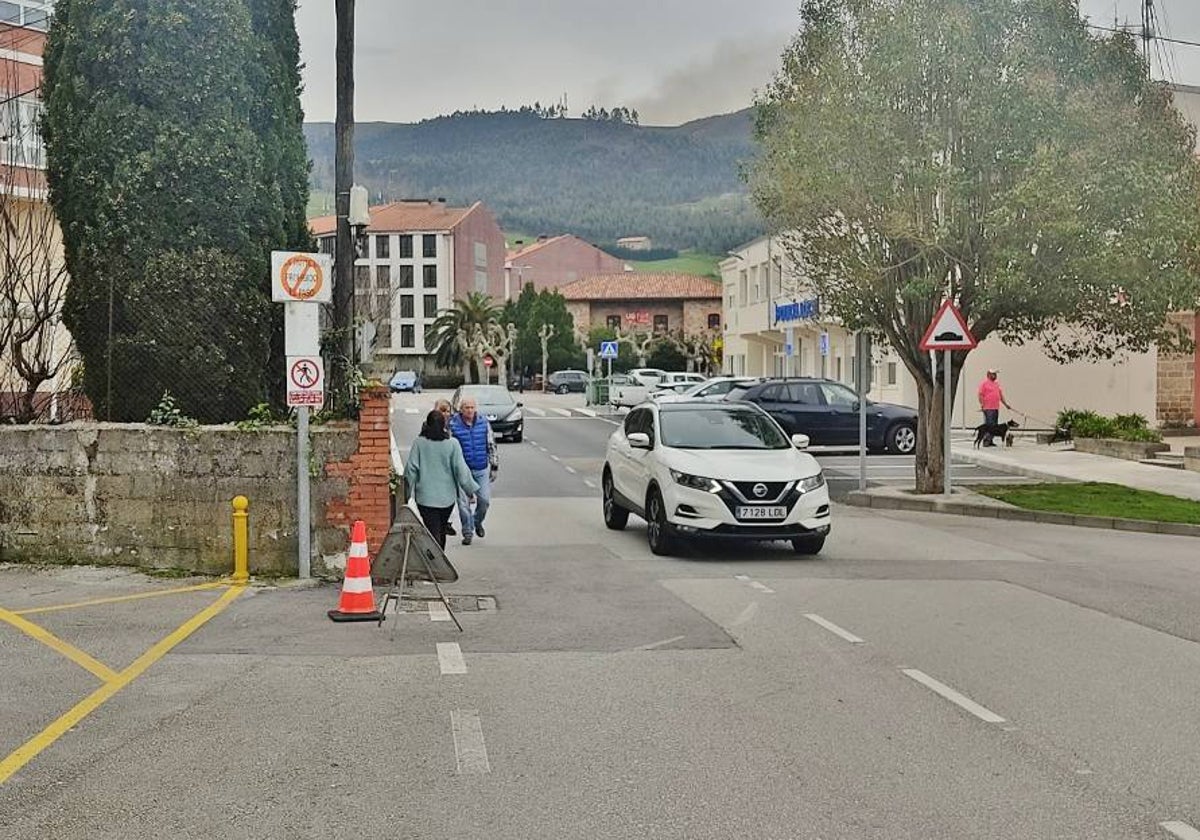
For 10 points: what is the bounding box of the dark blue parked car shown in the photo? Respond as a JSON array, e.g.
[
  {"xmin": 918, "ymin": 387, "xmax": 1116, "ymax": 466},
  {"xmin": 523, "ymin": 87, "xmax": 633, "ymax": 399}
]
[
  {"xmin": 726, "ymin": 378, "xmax": 917, "ymax": 453},
  {"xmin": 388, "ymin": 370, "xmax": 422, "ymax": 393}
]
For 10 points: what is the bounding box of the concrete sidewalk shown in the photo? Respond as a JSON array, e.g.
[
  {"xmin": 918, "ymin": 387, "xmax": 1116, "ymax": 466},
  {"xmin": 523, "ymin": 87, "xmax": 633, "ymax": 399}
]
[{"xmin": 953, "ymin": 436, "xmax": 1200, "ymax": 502}]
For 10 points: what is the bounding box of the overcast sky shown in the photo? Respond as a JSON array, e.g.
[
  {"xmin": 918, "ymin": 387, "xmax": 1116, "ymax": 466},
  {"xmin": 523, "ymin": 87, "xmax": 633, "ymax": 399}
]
[{"xmin": 296, "ymin": 0, "xmax": 1200, "ymax": 126}]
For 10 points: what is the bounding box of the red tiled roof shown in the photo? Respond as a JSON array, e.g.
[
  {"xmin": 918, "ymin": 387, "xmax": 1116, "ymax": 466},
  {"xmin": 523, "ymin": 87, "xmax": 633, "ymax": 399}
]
[
  {"xmin": 309, "ymin": 200, "xmax": 479, "ymax": 236},
  {"xmin": 559, "ymin": 273, "xmax": 721, "ymax": 301}
]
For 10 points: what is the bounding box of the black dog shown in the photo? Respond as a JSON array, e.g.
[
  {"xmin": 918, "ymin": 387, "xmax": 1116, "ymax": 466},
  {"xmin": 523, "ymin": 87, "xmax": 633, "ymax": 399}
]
[{"xmin": 973, "ymin": 419, "xmax": 1019, "ymax": 448}]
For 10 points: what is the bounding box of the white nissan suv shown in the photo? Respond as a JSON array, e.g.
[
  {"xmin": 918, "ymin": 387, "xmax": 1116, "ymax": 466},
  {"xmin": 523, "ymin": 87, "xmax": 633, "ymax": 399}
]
[{"xmin": 602, "ymin": 400, "xmax": 832, "ymax": 556}]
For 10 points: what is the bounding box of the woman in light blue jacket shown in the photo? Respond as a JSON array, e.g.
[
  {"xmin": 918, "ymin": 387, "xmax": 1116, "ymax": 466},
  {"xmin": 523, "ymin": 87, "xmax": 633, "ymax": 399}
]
[{"xmin": 404, "ymin": 410, "xmax": 480, "ymax": 548}]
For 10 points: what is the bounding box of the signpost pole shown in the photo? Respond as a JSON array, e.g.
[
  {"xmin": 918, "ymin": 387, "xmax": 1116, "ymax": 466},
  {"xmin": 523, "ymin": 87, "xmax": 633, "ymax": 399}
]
[
  {"xmin": 943, "ymin": 349, "xmax": 952, "ymax": 497},
  {"xmin": 858, "ymin": 366, "xmax": 867, "ymax": 493},
  {"xmin": 297, "ymin": 405, "xmax": 311, "ymax": 579}
]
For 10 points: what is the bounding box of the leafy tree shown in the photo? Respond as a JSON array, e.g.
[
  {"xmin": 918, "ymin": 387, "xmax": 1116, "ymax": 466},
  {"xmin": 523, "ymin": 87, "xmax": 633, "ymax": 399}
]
[
  {"xmin": 750, "ymin": 0, "xmax": 1200, "ymax": 492},
  {"xmin": 587, "ymin": 326, "xmax": 635, "ymax": 373},
  {"xmin": 426, "ymin": 292, "xmax": 500, "ymax": 382},
  {"xmin": 504, "ymin": 284, "xmax": 580, "ymax": 374},
  {"xmin": 42, "ymin": 0, "xmax": 301, "ymax": 422}
]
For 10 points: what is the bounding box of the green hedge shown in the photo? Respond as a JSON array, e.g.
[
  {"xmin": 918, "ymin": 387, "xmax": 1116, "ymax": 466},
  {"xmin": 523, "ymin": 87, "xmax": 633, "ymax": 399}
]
[{"xmin": 1056, "ymin": 409, "xmax": 1162, "ymax": 443}]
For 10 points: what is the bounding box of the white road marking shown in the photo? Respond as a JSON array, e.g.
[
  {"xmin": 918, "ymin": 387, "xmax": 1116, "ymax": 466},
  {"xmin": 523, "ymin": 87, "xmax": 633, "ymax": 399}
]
[
  {"xmin": 583, "ymin": 479, "xmax": 597, "ymax": 489},
  {"xmin": 563, "ymin": 465, "xmax": 576, "ymax": 474},
  {"xmin": 734, "ymin": 574, "xmax": 751, "ymax": 581},
  {"xmin": 429, "ymin": 601, "xmax": 452, "ymax": 622},
  {"xmin": 525, "ymin": 407, "xmax": 546, "ymax": 417},
  {"xmin": 404, "ymin": 408, "xmax": 418, "ymax": 415},
  {"xmin": 730, "ymin": 602, "xmax": 759, "ymax": 627},
  {"xmin": 552, "ymin": 408, "xmax": 573, "ymax": 417},
  {"xmin": 1162, "ymin": 822, "xmax": 1200, "ymax": 840},
  {"xmin": 576, "ymin": 407, "xmax": 597, "ymax": 417},
  {"xmin": 633, "ymin": 635, "xmax": 686, "ymax": 650},
  {"xmin": 803, "ymin": 613, "xmax": 865, "ymax": 644},
  {"xmin": 450, "ymin": 710, "xmax": 491, "ymax": 774},
  {"xmin": 437, "ymin": 642, "xmax": 467, "ymax": 675},
  {"xmin": 901, "ymin": 669, "xmax": 1006, "ymax": 723},
  {"xmin": 749, "ymin": 581, "xmax": 775, "ymax": 594},
  {"xmin": 527, "ymin": 439, "xmax": 537, "ymax": 446},
  {"xmin": 549, "ymin": 454, "xmax": 561, "ymax": 462}
]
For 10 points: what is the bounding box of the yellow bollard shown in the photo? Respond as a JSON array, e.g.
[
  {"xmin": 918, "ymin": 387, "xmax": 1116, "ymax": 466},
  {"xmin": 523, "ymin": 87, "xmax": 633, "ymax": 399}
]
[{"xmin": 231, "ymin": 496, "xmax": 249, "ymax": 584}]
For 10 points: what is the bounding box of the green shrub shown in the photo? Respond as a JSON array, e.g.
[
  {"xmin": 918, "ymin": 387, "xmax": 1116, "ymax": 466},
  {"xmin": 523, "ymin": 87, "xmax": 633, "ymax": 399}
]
[{"xmin": 1056, "ymin": 408, "xmax": 1161, "ymax": 443}]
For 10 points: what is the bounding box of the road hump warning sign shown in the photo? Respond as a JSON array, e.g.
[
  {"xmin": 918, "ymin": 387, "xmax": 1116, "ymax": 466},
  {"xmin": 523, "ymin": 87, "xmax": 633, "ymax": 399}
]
[{"xmin": 919, "ymin": 300, "xmax": 977, "ymax": 351}]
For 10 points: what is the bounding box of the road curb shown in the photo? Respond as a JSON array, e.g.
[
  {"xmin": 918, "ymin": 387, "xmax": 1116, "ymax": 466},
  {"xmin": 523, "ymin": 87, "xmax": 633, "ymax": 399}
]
[
  {"xmin": 844, "ymin": 491, "xmax": 1200, "ymax": 538},
  {"xmin": 951, "ymin": 448, "xmax": 1074, "ymax": 483}
]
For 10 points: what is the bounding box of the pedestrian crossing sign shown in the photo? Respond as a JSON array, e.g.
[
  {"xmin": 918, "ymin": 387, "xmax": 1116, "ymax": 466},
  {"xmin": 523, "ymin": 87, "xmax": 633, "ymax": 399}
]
[{"xmin": 599, "ymin": 340, "xmax": 619, "ymax": 359}]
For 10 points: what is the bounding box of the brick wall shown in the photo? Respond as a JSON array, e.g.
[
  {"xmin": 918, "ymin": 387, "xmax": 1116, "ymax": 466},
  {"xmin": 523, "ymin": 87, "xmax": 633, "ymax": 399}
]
[
  {"xmin": 1156, "ymin": 312, "xmax": 1198, "ymax": 427},
  {"xmin": 683, "ymin": 299, "xmax": 722, "ymax": 335},
  {"xmin": 0, "ymin": 388, "xmax": 396, "ymax": 578},
  {"xmin": 323, "ymin": 386, "xmax": 392, "ymax": 558}
]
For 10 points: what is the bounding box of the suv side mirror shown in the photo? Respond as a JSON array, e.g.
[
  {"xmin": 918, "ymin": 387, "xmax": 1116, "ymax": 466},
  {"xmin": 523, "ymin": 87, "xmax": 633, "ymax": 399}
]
[
  {"xmin": 628, "ymin": 432, "xmax": 652, "ymax": 449},
  {"xmin": 791, "ymin": 433, "xmax": 810, "ymax": 450}
]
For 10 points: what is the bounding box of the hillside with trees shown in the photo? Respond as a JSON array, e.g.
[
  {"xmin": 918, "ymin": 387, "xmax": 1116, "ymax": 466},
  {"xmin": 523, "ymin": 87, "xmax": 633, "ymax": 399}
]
[{"xmin": 303, "ymin": 107, "xmax": 763, "ymax": 254}]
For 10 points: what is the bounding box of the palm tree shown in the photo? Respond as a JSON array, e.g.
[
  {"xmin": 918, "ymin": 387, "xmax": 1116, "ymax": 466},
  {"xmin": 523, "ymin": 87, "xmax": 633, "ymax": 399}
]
[{"xmin": 425, "ymin": 292, "xmax": 500, "ymax": 382}]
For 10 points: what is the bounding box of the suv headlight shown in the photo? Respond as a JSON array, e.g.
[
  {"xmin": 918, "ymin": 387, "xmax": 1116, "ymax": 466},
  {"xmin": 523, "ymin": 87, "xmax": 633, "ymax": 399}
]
[
  {"xmin": 670, "ymin": 470, "xmax": 721, "ymax": 494},
  {"xmin": 509, "ymin": 409, "xmax": 522, "ymax": 422},
  {"xmin": 798, "ymin": 472, "xmax": 826, "ymax": 493}
]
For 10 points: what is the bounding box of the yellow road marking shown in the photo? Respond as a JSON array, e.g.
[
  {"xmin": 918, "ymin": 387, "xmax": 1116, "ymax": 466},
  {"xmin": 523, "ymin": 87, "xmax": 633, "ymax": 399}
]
[
  {"xmin": 0, "ymin": 607, "xmax": 119, "ymax": 683},
  {"xmin": 0, "ymin": 585, "xmax": 243, "ymax": 786},
  {"xmin": 12, "ymin": 581, "xmax": 227, "ymax": 616}
]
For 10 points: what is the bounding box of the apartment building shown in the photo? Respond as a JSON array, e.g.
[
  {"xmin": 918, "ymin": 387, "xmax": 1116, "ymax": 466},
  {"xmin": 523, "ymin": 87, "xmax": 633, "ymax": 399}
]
[
  {"xmin": 310, "ymin": 199, "xmax": 505, "ymax": 369},
  {"xmin": 505, "ymin": 234, "xmax": 627, "ymax": 297}
]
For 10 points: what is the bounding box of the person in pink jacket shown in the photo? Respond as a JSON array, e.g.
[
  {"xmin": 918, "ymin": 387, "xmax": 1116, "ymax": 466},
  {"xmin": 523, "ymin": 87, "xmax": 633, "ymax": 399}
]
[{"xmin": 977, "ymin": 368, "xmax": 1013, "ymax": 447}]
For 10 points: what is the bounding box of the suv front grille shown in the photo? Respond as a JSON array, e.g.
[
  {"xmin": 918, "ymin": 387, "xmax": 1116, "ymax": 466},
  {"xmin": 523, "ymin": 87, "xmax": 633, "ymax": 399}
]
[{"xmin": 722, "ymin": 481, "xmax": 790, "ymax": 504}]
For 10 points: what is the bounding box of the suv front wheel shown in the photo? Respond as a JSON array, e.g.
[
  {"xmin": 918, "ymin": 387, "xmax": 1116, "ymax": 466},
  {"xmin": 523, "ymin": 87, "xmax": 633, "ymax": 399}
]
[
  {"xmin": 645, "ymin": 488, "xmax": 676, "ymax": 556},
  {"xmin": 602, "ymin": 469, "xmax": 629, "ymax": 530}
]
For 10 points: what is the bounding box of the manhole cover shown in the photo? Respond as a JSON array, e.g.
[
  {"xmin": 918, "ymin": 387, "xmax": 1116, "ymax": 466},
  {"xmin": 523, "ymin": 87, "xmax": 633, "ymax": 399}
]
[{"xmin": 391, "ymin": 593, "xmax": 497, "ymax": 613}]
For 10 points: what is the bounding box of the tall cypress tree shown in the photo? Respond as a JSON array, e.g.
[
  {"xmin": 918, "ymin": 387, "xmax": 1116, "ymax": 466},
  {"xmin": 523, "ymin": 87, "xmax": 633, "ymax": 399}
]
[{"xmin": 42, "ymin": 0, "xmax": 305, "ymax": 422}]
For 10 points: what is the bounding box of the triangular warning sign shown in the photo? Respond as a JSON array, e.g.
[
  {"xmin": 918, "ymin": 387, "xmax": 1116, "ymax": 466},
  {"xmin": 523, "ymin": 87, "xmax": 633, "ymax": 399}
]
[{"xmin": 919, "ymin": 300, "xmax": 977, "ymax": 351}]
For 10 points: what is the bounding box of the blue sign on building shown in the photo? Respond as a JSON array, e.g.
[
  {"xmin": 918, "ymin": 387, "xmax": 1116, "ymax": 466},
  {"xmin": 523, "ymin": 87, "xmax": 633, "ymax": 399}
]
[{"xmin": 774, "ymin": 298, "xmax": 819, "ymax": 324}]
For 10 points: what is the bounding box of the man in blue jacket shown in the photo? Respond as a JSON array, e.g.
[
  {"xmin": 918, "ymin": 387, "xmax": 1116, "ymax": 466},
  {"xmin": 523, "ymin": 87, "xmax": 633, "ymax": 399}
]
[{"xmin": 449, "ymin": 396, "xmax": 496, "ymax": 545}]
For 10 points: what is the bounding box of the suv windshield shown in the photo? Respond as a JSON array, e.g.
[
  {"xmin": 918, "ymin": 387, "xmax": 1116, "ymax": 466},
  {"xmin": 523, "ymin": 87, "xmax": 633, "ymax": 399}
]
[{"xmin": 660, "ymin": 407, "xmax": 790, "ymax": 450}]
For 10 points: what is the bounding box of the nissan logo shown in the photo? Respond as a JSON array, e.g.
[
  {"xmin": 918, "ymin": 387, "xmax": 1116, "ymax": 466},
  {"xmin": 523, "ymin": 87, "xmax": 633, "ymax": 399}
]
[{"xmin": 752, "ymin": 483, "xmax": 768, "ymax": 498}]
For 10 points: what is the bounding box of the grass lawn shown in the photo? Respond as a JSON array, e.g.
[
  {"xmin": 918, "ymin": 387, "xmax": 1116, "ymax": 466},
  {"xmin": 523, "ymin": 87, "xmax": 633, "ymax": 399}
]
[
  {"xmin": 974, "ymin": 482, "xmax": 1200, "ymax": 525},
  {"xmin": 306, "ymin": 189, "xmax": 334, "ymax": 219},
  {"xmin": 630, "ymin": 251, "xmax": 721, "ymax": 278}
]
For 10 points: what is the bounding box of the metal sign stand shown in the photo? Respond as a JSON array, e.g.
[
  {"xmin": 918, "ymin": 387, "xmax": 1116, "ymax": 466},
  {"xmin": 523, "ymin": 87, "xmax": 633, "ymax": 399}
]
[
  {"xmin": 375, "ymin": 508, "xmax": 463, "ymax": 633},
  {"xmin": 297, "ymin": 407, "xmax": 310, "ymax": 578},
  {"xmin": 943, "ymin": 349, "xmax": 952, "ymax": 497}
]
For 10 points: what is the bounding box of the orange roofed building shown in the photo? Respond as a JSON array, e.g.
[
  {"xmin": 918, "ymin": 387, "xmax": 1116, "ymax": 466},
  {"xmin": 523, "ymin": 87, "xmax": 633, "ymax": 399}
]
[
  {"xmin": 310, "ymin": 199, "xmax": 505, "ymax": 368},
  {"xmin": 559, "ymin": 273, "xmax": 722, "ymax": 342},
  {"xmin": 505, "ymin": 234, "xmax": 628, "ymax": 298}
]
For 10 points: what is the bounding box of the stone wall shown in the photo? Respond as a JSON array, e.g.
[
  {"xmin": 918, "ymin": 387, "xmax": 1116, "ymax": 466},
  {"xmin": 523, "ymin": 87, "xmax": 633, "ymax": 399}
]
[
  {"xmin": 1157, "ymin": 312, "xmax": 1198, "ymax": 427},
  {"xmin": 1073, "ymin": 437, "xmax": 1170, "ymax": 462},
  {"xmin": 0, "ymin": 387, "xmax": 395, "ymax": 578}
]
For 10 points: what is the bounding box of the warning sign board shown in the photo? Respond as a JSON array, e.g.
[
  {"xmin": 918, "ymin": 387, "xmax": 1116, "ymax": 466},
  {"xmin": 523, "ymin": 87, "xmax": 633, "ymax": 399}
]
[
  {"xmin": 286, "ymin": 356, "xmax": 325, "ymax": 408},
  {"xmin": 272, "ymin": 251, "xmax": 332, "ymax": 304},
  {"xmin": 919, "ymin": 300, "xmax": 977, "ymax": 351}
]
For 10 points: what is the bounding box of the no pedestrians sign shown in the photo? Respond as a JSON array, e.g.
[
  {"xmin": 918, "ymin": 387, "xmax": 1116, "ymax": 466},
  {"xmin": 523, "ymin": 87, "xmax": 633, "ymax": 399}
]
[{"xmin": 286, "ymin": 355, "xmax": 325, "ymax": 408}]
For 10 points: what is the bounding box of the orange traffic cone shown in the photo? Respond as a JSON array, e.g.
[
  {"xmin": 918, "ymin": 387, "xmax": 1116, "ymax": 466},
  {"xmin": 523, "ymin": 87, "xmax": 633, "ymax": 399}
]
[{"xmin": 328, "ymin": 520, "xmax": 382, "ymax": 622}]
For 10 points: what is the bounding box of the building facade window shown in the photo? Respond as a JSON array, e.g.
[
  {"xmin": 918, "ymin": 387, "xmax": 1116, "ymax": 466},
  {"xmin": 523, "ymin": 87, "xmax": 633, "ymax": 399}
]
[
  {"xmin": 707, "ymin": 313, "xmax": 720, "ymax": 330},
  {"xmin": 400, "ymin": 295, "xmax": 414, "ymax": 319},
  {"xmin": 887, "ymin": 362, "xmax": 898, "ymax": 385},
  {"xmin": 398, "ymin": 265, "xmax": 414, "ymax": 288},
  {"xmin": 399, "ymin": 235, "xmax": 413, "ymax": 258},
  {"xmin": 653, "ymin": 314, "xmax": 669, "ymax": 333},
  {"xmin": 354, "ymin": 265, "xmax": 370, "ymax": 290},
  {"xmin": 319, "ymin": 237, "xmax": 335, "ymax": 256},
  {"xmin": 375, "ymin": 265, "xmax": 390, "ymax": 288},
  {"xmin": 374, "ymin": 235, "xmax": 390, "ymax": 259},
  {"xmin": 423, "ymin": 234, "xmax": 437, "ymax": 258},
  {"xmin": 0, "ymin": 0, "xmax": 51, "ymax": 31},
  {"xmin": 475, "ymin": 269, "xmax": 487, "ymax": 294},
  {"xmin": 423, "ymin": 265, "xmax": 438, "ymax": 288},
  {"xmin": 400, "ymin": 324, "xmax": 415, "ymax": 348},
  {"xmin": 0, "ymin": 97, "xmax": 45, "ymax": 168},
  {"xmin": 738, "ymin": 271, "xmax": 748, "ymax": 304},
  {"xmin": 376, "ymin": 319, "xmax": 391, "ymax": 348},
  {"xmin": 606, "ymin": 315, "xmax": 621, "ymax": 329},
  {"xmin": 424, "ymin": 295, "xmax": 438, "ymax": 318}
]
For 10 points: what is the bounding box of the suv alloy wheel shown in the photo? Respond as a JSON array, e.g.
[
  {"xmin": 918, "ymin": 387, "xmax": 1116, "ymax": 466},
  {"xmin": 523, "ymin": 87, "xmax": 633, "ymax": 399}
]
[
  {"xmin": 645, "ymin": 488, "xmax": 676, "ymax": 556},
  {"xmin": 602, "ymin": 470, "xmax": 629, "ymax": 530}
]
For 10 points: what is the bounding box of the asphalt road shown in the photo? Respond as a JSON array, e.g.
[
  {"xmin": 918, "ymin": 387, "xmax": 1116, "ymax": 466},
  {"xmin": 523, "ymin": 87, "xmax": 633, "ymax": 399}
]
[{"xmin": 3, "ymin": 390, "xmax": 1200, "ymax": 839}]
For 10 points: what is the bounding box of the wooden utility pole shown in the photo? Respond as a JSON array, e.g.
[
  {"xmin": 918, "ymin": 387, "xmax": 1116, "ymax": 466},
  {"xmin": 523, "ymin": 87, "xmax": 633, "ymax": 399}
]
[{"xmin": 333, "ymin": 0, "xmax": 355, "ymax": 403}]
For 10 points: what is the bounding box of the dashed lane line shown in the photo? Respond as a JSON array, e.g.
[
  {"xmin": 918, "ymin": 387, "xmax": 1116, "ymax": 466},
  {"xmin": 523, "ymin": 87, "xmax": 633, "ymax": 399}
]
[
  {"xmin": 901, "ymin": 668, "xmax": 1006, "ymax": 724},
  {"xmin": 1161, "ymin": 821, "xmax": 1200, "ymax": 840},
  {"xmin": 583, "ymin": 479, "xmax": 597, "ymax": 489},
  {"xmin": 437, "ymin": 642, "xmax": 467, "ymax": 675},
  {"xmin": 551, "ymin": 408, "xmax": 573, "ymax": 417},
  {"xmin": 748, "ymin": 581, "xmax": 775, "ymax": 594},
  {"xmin": 451, "ymin": 710, "xmax": 491, "ymax": 774},
  {"xmin": 803, "ymin": 613, "xmax": 865, "ymax": 644},
  {"xmin": 564, "ymin": 465, "xmax": 577, "ymax": 474}
]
